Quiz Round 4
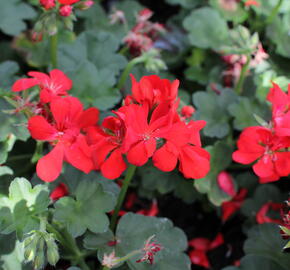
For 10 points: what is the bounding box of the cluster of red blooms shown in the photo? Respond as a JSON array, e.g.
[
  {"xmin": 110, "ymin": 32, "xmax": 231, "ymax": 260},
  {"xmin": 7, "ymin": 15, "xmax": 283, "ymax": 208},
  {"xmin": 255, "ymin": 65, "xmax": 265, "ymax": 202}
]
[
  {"xmin": 122, "ymin": 8, "xmax": 166, "ymax": 55},
  {"xmin": 39, "ymin": 0, "xmax": 93, "ymax": 17},
  {"xmin": 233, "ymin": 83, "xmax": 290, "ymax": 183},
  {"xmin": 188, "ymin": 233, "xmax": 224, "ymax": 268},
  {"xmin": 12, "ymin": 70, "xmax": 210, "ymax": 183},
  {"xmin": 222, "ymin": 43, "xmax": 268, "ymax": 87}
]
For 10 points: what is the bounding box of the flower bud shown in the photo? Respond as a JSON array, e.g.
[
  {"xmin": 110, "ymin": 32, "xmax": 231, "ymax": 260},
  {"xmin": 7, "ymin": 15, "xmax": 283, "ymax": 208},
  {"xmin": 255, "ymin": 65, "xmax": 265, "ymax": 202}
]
[
  {"xmin": 46, "ymin": 236, "xmax": 60, "ymax": 266},
  {"xmin": 77, "ymin": 0, "xmax": 94, "ymax": 10},
  {"xmin": 217, "ymin": 171, "xmax": 236, "ymax": 197},
  {"xmin": 59, "ymin": 5, "xmax": 73, "ymax": 17},
  {"xmin": 181, "ymin": 106, "xmax": 195, "ymax": 118}
]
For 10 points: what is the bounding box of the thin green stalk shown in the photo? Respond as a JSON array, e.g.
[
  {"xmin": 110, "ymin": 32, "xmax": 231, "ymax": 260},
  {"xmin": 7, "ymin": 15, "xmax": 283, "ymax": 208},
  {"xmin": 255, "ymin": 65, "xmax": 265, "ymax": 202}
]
[
  {"xmin": 234, "ymin": 55, "xmax": 251, "ymax": 95},
  {"xmin": 50, "ymin": 34, "xmax": 58, "ymax": 68},
  {"xmin": 31, "ymin": 141, "xmax": 44, "ymax": 163},
  {"xmin": 117, "ymin": 58, "xmax": 143, "ymax": 90},
  {"xmin": 109, "ymin": 164, "xmax": 137, "ymax": 232},
  {"xmin": 47, "ymin": 224, "xmax": 90, "ymax": 270},
  {"xmin": 266, "ymin": 0, "xmax": 283, "ymax": 25}
]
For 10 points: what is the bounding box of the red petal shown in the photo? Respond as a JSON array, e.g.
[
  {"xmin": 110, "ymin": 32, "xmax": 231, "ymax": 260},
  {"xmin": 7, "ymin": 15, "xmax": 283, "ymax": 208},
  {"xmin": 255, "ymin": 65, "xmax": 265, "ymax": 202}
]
[
  {"xmin": 28, "ymin": 116, "xmax": 57, "ymax": 140},
  {"xmin": 188, "ymin": 238, "xmax": 210, "ymax": 251},
  {"xmin": 152, "ymin": 142, "xmax": 178, "ymax": 172},
  {"xmin": 232, "ymin": 151, "xmax": 261, "ymax": 164},
  {"xmin": 49, "ymin": 69, "xmax": 72, "ymax": 91},
  {"xmin": 253, "ymin": 156, "xmax": 274, "ymax": 178},
  {"xmin": 78, "ymin": 107, "xmax": 99, "ymax": 129},
  {"xmin": 101, "ymin": 149, "xmax": 127, "ymax": 179},
  {"xmin": 64, "ymin": 135, "xmax": 94, "ymax": 173},
  {"xmin": 50, "ymin": 96, "xmax": 83, "ymax": 127},
  {"xmin": 127, "ymin": 141, "xmax": 150, "ymax": 166},
  {"xmin": 36, "ymin": 143, "xmax": 64, "ymax": 182},
  {"xmin": 209, "ymin": 233, "xmax": 224, "ymax": 250},
  {"xmin": 12, "ymin": 78, "xmax": 38, "ymax": 92},
  {"xmin": 179, "ymin": 146, "xmax": 210, "ymax": 179},
  {"xmin": 50, "ymin": 183, "xmax": 69, "ymax": 201},
  {"xmin": 189, "ymin": 250, "xmax": 210, "ymax": 268}
]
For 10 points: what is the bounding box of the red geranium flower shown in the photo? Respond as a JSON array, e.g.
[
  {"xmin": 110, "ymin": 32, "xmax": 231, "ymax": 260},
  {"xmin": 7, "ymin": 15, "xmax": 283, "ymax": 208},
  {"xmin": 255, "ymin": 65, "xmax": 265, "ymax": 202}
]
[
  {"xmin": 120, "ymin": 102, "xmax": 175, "ymax": 166},
  {"xmin": 28, "ymin": 96, "xmax": 99, "ymax": 182},
  {"xmin": 153, "ymin": 120, "xmax": 210, "ymax": 179},
  {"xmin": 125, "ymin": 74, "xmax": 179, "ymax": 109},
  {"xmin": 232, "ymin": 126, "xmax": 290, "ymax": 183},
  {"xmin": 12, "ymin": 69, "xmax": 72, "ymax": 103}
]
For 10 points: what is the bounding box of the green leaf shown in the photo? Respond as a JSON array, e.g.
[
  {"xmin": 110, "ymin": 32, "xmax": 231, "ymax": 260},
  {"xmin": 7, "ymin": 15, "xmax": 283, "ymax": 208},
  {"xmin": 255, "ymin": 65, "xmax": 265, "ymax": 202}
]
[
  {"xmin": 266, "ymin": 14, "xmax": 290, "ymax": 58},
  {"xmin": 0, "ymin": 178, "xmax": 50, "ymax": 238},
  {"xmin": 138, "ymin": 163, "xmax": 178, "ymax": 195},
  {"xmin": 0, "ymin": 239, "xmax": 31, "ymax": 270},
  {"xmin": 0, "ymin": 61, "xmax": 19, "ymax": 89},
  {"xmin": 0, "ymin": 0, "xmax": 36, "ymax": 36},
  {"xmin": 222, "ymin": 255, "xmax": 286, "ymax": 270},
  {"xmin": 97, "ymin": 213, "xmax": 191, "ymax": 270},
  {"xmin": 228, "ymin": 97, "xmax": 270, "ymax": 130},
  {"xmin": 193, "ymin": 89, "xmax": 238, "ymax": 138},
  {"xmin": 183, "ymin": 7, "xmax": 229, "ymax": 50},
  {"xmin": 53, "ymin": 179, "xmax": 117, "ymax": 237},
  {"xmin": 209, "ymin": 0, "xmax": 248, "ymax": 23},
  {"xmin": 58, "ymin": 30, "xmax": 127, "ymax": 110},
  {"xmin": 244, "ymin": 224, "xmax": 290, "ymax": 270},
  {"xmin": 165, "ymin": 0, "xmax": 203, "ymax": 8},
  {"xmin": 194, "ymin": 141, "xmax": 234, "ymax": 206}
]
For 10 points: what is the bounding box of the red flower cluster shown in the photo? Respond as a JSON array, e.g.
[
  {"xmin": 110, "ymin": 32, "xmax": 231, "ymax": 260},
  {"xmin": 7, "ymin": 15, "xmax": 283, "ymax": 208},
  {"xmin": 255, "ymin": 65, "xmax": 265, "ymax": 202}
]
[
  {"xmin": 39, "ymin": 0, "xmax": 93, "ymax": 17},
  {"xmin": 12, "ymin": 71, "xmax": 210, "ymax": 182},
  {"xmin": 123, "ymin": 8, "xmax": 166, "ymax": 55},
  {"xmin": 12, "ymin": 69, "xmax": 99, "ymax": 182},
  {"xmin": 87, "ymin": 74, "xmax": 210, "ymax": 180},
  {"xmin": 233, "ymin": 83, "xmax": 290, "ymax": 183},
  {"xmin": 188, "ymin": 233, "xmax": 224, "ymax": 268}
]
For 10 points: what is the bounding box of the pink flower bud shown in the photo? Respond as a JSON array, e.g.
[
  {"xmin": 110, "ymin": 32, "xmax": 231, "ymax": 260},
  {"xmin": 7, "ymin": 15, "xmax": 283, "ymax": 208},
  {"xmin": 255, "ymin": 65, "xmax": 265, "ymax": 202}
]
[
  {"xmin": 59, "ymin": 5, "xmax": 73, "ymax": 16},
  {"xmin": 217, "ymin": 171, "xmax": 236, "ymax": 197},
  {"xmin": 39, "ymin": 0, "xmax": 56, "ymax": 10},
  {"xmin": 181, "ymin": 105, "xmax": 195, "ymax": 118}
]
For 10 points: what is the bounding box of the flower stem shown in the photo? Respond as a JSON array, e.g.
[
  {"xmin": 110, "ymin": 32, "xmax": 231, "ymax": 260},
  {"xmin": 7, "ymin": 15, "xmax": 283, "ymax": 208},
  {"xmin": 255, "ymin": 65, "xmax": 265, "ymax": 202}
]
[
  {"xmin": 109, "ymin": 164, "xmax": 137, "ymax": 232},
  {"xmin": 117, "ymin": 58, "xmax": 142, "ymax": 90},
  {"xmin": 50, "ymin": 34, "xmax": 58, "ymax": 69},
  {"xmin": 267, "ymin": 0, "xmax": 283, "ymax": 25},
  {"xmin": 234, "ymin": 54, "xmax": 251, "ymax": 95}
]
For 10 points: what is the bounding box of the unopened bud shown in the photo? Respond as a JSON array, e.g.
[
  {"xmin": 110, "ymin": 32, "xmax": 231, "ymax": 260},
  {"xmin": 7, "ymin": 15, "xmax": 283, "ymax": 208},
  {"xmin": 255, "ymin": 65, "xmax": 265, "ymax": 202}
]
[
  {"xmin": 45, "ymin": 234, "xmax": 59, "ymax": 266},
  {"xmin": 77, "ymin": 0, "xmax": 94, "ymax": 10},
  {"xmin": 59, "ymin": 5, "xmax": 73, "ymax": 17}
]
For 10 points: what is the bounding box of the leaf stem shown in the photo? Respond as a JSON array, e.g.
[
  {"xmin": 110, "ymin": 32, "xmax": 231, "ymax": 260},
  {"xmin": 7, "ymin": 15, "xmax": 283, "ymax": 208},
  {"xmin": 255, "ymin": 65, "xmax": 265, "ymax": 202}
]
[
  {"xmin": 50, "ymin": 34, "xmax": 58, "ymax": 69},
  {"xmin": 266, "ymin": 0, "xmax": 283, "ymax": 25},
  {"xmin": 234, "ymin": 54, "xmax": 251, "ymax": 95},
  {"xmin": 109, "ymin": 164, "xmax": 137, "ymax": 232},
  {"xmin": 117, "ymin": 58, "xmax": 143, "ymax": 90}
]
